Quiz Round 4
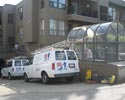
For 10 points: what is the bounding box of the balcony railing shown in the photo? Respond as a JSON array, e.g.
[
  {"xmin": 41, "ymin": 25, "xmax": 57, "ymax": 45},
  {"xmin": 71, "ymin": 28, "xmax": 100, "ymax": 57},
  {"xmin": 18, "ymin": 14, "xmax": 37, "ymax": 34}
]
[
  {"xmin": 67, "ymin": 0, "xmax": 98, "ymax": 18},
  {"xmin": 68, "ymin": 9, "xmax": 98, "ymax": 18}
]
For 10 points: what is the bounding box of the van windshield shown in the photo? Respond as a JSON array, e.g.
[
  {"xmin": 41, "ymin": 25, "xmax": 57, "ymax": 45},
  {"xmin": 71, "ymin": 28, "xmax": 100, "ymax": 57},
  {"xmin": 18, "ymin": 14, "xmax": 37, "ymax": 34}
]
[
  {"xmin": 67, "ymin": 51, "xmax": 77, "ymax": 60},
  {"xmin": 55, "ymin": 51, "xmax": 66, "ymax": 60}
]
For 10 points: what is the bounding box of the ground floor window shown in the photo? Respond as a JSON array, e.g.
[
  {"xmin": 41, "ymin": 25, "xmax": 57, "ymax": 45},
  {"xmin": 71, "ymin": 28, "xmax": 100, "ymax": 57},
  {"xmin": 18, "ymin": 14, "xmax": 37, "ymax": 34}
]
[{"xmin": 49, "ymin": 19, "xmax": 65, "ymax": 36}]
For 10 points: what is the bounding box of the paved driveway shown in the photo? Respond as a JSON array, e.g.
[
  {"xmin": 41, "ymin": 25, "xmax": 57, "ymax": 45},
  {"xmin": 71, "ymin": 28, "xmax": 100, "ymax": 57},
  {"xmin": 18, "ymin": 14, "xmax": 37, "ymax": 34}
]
[{"xmin": 0, "ymin": 79, "xmax": 125, "ymax": 100}]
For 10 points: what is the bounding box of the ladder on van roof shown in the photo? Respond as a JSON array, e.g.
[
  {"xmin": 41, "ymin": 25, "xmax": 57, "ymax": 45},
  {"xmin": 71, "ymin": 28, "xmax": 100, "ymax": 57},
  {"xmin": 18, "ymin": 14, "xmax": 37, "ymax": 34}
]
[{"xmin": 31, "ymin": 40, "xmax": 71, "ymax": 54}]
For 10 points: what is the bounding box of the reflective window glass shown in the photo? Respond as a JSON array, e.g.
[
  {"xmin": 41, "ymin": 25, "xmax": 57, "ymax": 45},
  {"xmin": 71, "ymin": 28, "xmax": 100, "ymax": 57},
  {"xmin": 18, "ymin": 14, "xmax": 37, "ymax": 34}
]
[
  {"xmin": 94, "ymin": 43, "xmax": 105, "ymax": 61},
  {"xmin": 107, "ymin": 27, "xmax": 116, "ymax": 42},
  {"xmin": 106, "ymin": 43, "xmax": 117, "ymax": 61},
  {"xmin": 74, "ymin": 43, "xmax": 83, "ymax": 60},
  {"xmin": 84, "ymin": 43, "xmax": 93, "ymax": 61},
  {"xmin": 75, "ymin": 29, "xmax": 84, "ymax": 43},
  {"xmin": 95, "ymin": 26, "xmax": 105, "ymax": 42},
  {"xmin": 118, "ymin": 43, "xmax": 125, "ymax": 60},
  {"xmin": 118, "ymin": 23, "xmax": 125, "ymax": 42}
]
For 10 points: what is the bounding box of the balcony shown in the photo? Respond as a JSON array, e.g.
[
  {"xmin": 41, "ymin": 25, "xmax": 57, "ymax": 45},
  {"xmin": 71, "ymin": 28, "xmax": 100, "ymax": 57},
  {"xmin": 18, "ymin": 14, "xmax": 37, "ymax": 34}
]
[{"xmin": 67, "ymin": 0, "xmax": 98, "ymax": 23}]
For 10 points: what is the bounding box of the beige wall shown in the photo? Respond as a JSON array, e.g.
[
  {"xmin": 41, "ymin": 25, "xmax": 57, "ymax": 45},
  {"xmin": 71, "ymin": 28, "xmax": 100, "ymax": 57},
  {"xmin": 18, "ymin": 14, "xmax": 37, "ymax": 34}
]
[
  {"xmin": 23, "ymin": 0, "xmax": 38, "ymax": 43},
  {"xmin": 21, "ymin": 0, "xmax": 68, "ymax": 50},
  {"xmin": 2, "ymin": 4, "xmax": 16, "ymax": 47},
  {"xmin": 15, "ymin": 1, "xmax": 23, "ymax": 45}
]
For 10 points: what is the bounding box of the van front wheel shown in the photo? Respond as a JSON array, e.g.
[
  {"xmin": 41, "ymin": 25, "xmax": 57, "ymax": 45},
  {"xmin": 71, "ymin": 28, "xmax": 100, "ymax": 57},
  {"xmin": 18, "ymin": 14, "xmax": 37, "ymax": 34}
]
[{"xmin": 42, "ymin": 72, "xmax": 49, "ymax": 84}]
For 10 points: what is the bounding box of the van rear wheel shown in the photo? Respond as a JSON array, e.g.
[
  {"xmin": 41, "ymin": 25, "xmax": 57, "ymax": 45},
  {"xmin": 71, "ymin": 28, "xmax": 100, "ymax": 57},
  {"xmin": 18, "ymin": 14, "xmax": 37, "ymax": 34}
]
[
  {"xmin": 42, "ymin": 72, "xmax": 49, "ymax": 84},
  {"xmin": 24, "ymin": 73, "xmax": 29, "ymax": 82}
]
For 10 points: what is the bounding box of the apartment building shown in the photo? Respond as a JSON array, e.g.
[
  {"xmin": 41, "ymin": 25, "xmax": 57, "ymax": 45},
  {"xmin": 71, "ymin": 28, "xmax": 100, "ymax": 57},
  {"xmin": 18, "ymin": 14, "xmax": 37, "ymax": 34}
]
[{"xmin": 0, "ymin": 0, "xmax": 125, "ymax": 58}]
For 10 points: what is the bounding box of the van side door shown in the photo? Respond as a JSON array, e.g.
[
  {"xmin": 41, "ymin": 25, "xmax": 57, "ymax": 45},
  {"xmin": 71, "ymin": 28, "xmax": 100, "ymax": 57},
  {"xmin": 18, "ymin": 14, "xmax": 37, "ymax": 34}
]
[
  {"xmin": 32, "ymin": 54, "xmax": 43, "ymax": 78},
  {"xmin": 27, "ymin": 56, "xmax": 34, "ymax": 78}
]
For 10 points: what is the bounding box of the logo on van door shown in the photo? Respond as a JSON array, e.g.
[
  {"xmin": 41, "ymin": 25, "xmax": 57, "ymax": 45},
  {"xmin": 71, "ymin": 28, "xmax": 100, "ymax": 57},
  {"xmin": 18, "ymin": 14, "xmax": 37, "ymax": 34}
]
[
  {"xmin": 44, "ymin": 53, "xmax": 50, "ymax": 61},
  {"xmin": 57, "ymin": 62, "xmax": 67, "ymax": 70}
]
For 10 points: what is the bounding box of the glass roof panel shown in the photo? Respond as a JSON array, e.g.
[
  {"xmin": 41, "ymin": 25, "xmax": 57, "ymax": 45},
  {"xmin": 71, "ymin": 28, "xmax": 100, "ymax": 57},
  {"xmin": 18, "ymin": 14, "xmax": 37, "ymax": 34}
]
[
  {"xmin": 95, "ymin": 22, "xmax": 112, "ymax": 42},
  {"xmin": 90, "ymin": 24, "xmax": 100, "ymax": 32},
  {"xmin": 84, "ymin": 28, "xmax": 94, "ymax": 42},
  {"xmin": 75, "ymin": 29, "xmax": 85, "ymax": 43},
  {"xmin": 111, "ymin": 22, "xmax": 117, "ymax": 34},
  {"xmin": 68, "ymin": 27, "xmax": 80, "ymax": 42}
]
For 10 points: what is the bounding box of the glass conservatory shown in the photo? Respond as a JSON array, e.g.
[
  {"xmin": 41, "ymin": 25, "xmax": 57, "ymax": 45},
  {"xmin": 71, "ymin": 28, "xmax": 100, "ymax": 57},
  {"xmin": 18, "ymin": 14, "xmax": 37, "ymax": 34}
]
[{"xmin": 68, "ymin": 22, "xmax": 125, "ymax": 62}]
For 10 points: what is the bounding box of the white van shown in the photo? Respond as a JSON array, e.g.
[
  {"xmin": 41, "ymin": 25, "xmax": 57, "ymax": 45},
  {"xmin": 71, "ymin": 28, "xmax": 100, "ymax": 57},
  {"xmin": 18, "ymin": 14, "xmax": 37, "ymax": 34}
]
[
  {"xmin": 24, "ymin": 48, "xmax": 80, "ymax": 84},
  {"xmin": 1, "ymin": 57, "xmax": 29, "ymax": 80}
]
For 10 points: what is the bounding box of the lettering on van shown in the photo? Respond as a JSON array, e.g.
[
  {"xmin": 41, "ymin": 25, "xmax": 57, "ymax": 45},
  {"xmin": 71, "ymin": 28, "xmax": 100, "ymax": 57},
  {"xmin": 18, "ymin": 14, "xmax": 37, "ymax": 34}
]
[
  {"xmin": 57, "ymin": 62, "xmax": 67, "ymax": 70},
  {"xmin": 44, "ymin": 53, "xmax": 50, "ymax": 61}
]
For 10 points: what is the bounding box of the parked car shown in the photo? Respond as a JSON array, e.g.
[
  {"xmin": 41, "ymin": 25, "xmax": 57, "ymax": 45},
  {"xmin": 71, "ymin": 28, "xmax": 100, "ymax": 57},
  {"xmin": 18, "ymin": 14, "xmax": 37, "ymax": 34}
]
[
  {"xmin": 1, "ymin": 57, "xmax": 29, "ymax": 80},
  {"xmin": 24, "ymin": 47, "xmax": 80, "ymax": 84}
]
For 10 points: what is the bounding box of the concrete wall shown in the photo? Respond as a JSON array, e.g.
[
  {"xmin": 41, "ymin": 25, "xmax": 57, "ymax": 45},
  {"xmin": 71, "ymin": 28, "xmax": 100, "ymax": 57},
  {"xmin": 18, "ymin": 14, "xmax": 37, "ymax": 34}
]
[
  {"xmin": 79, "ymin": 61, "xmax": 119, "ymax": 83},
  {"xmin": 118, "ymin": 66, "xmax": 125, "ymax": 83}
]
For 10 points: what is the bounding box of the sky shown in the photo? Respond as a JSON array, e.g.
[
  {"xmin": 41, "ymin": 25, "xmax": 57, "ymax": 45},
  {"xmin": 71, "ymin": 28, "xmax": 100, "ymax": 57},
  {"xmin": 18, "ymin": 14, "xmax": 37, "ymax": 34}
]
[{"xmin": 0, "ymin": 0, "xmax": 22, "ymax": 6}]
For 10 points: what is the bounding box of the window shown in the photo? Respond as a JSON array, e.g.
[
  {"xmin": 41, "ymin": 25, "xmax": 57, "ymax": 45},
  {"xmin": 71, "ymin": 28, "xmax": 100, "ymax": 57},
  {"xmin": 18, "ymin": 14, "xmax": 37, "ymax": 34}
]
[
  {"xmin": 8, "ymin": 14, "xmax": 14, "ymax": 24},
  {"xmin": 49, "ymin": 19, "xmax": 65, "ymax": 36},
  {"xmin": 22, "ymin": 60, "xmax": 30, "ymax": 66},
  {"xmin": 100, "ymin": 6, "xmax": 108, "ymax": 21},
  {"xmin": 15, "ymin": 61, "xmax": 21, "ymax": 66},
  {"xmin": 55, "ymin": 51, "xmax": 66, "ymax": 60},
  {"xmin": 40, "ymin": 19, "xmax": 45, "ymax": 35},
  {"xmin": 6, "ymin": 61, "xmax": 12, "ymax": 68},
  {"xmin": 67, "ymin": 51, "xmax": 77, "ymax": 60},
  {"xmin": 50, "ymin": 19, "xmax": 57, "ymax": 35},
  {"xmin": 59, "ymin": 21, "xmax": 65, "ymax": 36},
  {"xmin": 50, "ymin": 0, "xmax": 66, "ymax": 9},
  {"xmin": 40, "ymin": 0, "xmax": 45, "ymax": 8},
  {"xmin": 50, "ymin": 0, "xmax": 58, "ymax": 8},
  {"xmin": 108, "ymin": 7, "xmax": 116, "ymax": 21},
  {"xmin": 18, "ymin": 7, "xmax": 23, "ymax": 20},
  {"xmin": 58, "ymin": 0, "xmax": 66, "ymax": 9},
  {"xmin": 28, "ymin": 56, "xmax": 34, "ymax": 64},
  {"xmin": 18, "ymin": 26, "xmax": 23, "ymax": 39}
]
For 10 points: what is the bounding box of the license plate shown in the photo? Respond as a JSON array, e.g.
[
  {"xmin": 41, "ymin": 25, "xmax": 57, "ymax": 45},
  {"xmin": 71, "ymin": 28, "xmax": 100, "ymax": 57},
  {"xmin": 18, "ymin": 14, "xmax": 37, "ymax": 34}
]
[{"xmin": 69, "ymin": 63, "xmax": 75, "ymax": 68}]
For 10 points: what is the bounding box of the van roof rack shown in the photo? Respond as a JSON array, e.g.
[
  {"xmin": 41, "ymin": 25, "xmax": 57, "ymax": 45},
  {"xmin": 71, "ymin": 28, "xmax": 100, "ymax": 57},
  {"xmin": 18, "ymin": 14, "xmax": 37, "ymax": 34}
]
[
  {"xmin": 8, "ymin": 56, "xmax": 28, "ymax": 60},
  {"xmin": 32, "ymin": 40, "xmax": 70, "ymax": 54}
]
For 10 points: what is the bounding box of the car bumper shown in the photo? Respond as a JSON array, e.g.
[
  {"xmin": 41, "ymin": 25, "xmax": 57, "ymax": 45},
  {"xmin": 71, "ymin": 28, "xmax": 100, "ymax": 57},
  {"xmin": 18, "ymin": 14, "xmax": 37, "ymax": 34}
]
[
  {"xmin": 11, "ymin": 73, "xmax": 24, "ymax": 77},
  {"xmin": 54, "ymin": 72, "xmax": 80, "ymax": 78}
]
